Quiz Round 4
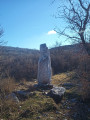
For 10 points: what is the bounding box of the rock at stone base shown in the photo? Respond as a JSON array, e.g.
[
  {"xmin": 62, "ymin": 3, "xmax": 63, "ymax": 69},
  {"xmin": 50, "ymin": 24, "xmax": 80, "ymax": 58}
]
[
  {"xmin": 48, "ymin": 87, "xmax": 66, "ymax": 103},
  {"xmin": 34, "ymin": 84, "xmax": 53, "ymax": 90}
]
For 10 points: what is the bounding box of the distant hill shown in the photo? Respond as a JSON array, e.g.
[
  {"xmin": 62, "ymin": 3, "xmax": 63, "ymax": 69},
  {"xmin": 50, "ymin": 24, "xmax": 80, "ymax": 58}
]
[
  {"xmin": 50, "ymin": 44, "xmax": 86, "ymax": 54},
  {"xmin": 0, "ymin": 44, "xmax": 86, "ymax": 81},
  {"xmin": 0, "ymin": 43, "xmax": 86, "ymax": 55},
  {"xmin": 0, "ymin": 46, "xmax": 39, "ymax": 56}
]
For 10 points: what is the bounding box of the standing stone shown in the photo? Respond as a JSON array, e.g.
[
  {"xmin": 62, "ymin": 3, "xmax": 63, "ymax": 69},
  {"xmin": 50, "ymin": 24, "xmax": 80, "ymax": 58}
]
[{"xmin": 37, "ymin": 44, "xmax": 52, "ymax": 85}]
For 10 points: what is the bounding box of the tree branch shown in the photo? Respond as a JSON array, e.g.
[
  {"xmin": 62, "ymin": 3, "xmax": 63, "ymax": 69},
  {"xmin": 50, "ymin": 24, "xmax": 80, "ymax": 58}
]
[
  {"xmin": 78, "ymin": 0, "xmax": 87, "ymax": 11},
  {"xmin": 83, "ymin": 4, "xmax": 90, "ymax": 31},
  {"xmin": 55, "ymin": 28, "xmax": 81, "ymax": 41}
]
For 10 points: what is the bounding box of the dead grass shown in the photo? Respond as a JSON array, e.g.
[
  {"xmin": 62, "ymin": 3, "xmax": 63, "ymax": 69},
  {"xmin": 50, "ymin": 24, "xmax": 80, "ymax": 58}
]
[
  {"xmin": 0, "ymin": 71, "xmax": 89, "ymax": 120},
  {"xmin": 0, "ymin": 77, "xmax": 16, "ymax": 94},
  {"xmin": 0, "ymin": 77, "xmax": 18, "ymax": 119},
  {"xmin": 51, "ymin": 71, "xmax": 75, "ymax": 85}
]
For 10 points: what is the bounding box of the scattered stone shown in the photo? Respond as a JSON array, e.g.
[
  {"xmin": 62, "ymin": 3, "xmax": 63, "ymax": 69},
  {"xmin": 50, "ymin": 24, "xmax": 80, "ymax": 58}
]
[
  {"xmin": 70, "ymin": 98, "xmax": 77, "ymax": 103},
  {"xmin": 36, "ymin": 116, "xmax": 41, "ymax": 119},
  {"xmin": 62, "ymin": 83, "xmax": 74, "ymax": 89},
  {"xmin": 19, "ymin": 83, "xmax": 24, "ymax": 86},
  {"xmin": 62, "ymin": 83, "xmax": 74, "ymax": 87},
  {"xmin": 19, "ymin": 106, "xmax": 22, "ymax": 108},
  {"xmin": 42, "ymin": 91, "xmax": 48, "ymax": 95},
  {"xmin": 43, "ymin": 113, "xmax": 48, "ymax": 117},
  {"xmin": 6, "ymin": 93, "xmax": 19, "ymax": 103},
  {"xmin": 56, "ymin": 111, "xmax": 65, "ymax": 115},
  {"xmin": 37, "ymin": 43, "xmax": 52, "ymax": 85},
  {"xmin": 15, "ymin": 90, "xmax": 35, "ymax": 100},
  {"xmin": 56, "ymin": 111, "xmax": 60, "ymax": 114},
  {"xmin": 35, "ymin": 84, "xmax": 53, "ymax": 90},
  {"xmin": 67, "ymin": 106, "xmax": 70, "ymax": 109},
  {"xmin": 48, "ymin": 86, "xmax": 66, "ymax": 103}
]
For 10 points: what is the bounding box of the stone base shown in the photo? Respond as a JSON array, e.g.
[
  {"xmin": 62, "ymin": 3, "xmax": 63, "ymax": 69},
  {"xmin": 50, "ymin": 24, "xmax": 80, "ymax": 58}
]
[{"xmin": 34, "ymin": 84, "xmax": 53, "ymax": 90}]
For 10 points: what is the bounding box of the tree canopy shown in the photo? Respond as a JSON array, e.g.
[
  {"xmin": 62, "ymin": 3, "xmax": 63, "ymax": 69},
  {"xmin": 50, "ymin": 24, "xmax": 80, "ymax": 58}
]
[{"xmin": 55, "ymin": 0, "xmax": 90, "ymax": 55}]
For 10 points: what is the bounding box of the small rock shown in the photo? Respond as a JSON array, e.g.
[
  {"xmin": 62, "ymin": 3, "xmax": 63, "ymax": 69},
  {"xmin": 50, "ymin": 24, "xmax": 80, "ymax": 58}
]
[
  {"xmin": 15, "ymin": 90, "xmax": 35, "ymax": 100},
  {"xmin": 42, "ymin": 91, "xmax": 48, "ymax": 95},
  {"xmin": 67, "ymin": 106, "xmax": 70, "ymax": 109},
  {"xmin": 6, "ymin": 93, "xmax": 19, "ymax": 103},
  {"xmin": 19, "ymin": 106, "xmax": 21, "ymax": 108},
  {"xmin": 37, "ymin": 116, "xmax": 41, "ymax": 119},
  {"xmin": 70, "ymin": 98, "xmax": 77, "ymax": 103},
  {"xmin": 36, "ymin": 84, "xmax": 53, "ymax": 90},
  {"xmin": 48, "ymin": 87, "xmax": 66, "ymax": 103},
  {"xmin": 62, "ymin": 83, "xmax": 74, "ymax": 89},
  {"xmin": 56, "ymin": 111, "xmax": 60, "ymax": 114},
  {"xmin": 56, "ymin": 111, "xmax": 65, "ymax": 116},
  {"xmin": 43, "ymin": 113, "xmax": 48, "ymax": 117},
  {"xmin": 19, "ymin": 83, "xmax": 24, "ymax": 86}
]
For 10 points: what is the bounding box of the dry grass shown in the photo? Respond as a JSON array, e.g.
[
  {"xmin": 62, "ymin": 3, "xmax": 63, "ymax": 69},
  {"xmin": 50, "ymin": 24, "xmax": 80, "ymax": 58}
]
[
  {"xmin": 16, "ymin": 79, "xmax": 37, "ymax": 91},
  {"xmin": 0, "ymin": 77, "xmax": 16, "ymax": 94},
  {"xmin": 51, "ymin": 71, "xmax": 75, "ymax": 85},
  {"xmin": 0, "ymin": 71, "xmax": 89, "ymax": 120},
  {"xmin": 0, "ymin": 77, "xmax": 18, "ymax": 119}
]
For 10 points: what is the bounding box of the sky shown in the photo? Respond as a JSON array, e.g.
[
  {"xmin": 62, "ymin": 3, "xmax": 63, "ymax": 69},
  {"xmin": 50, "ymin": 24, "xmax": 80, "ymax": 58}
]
[{"xmin": 0, "ymin": 0, "xmax": 70, "ymax": 49}]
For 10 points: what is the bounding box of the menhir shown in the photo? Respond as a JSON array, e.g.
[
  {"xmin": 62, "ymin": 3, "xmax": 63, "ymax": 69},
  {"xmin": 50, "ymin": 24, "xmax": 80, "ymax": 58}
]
[{"xmin": 37, "ymin": 43, "xmax": 52, "ymax": 85}]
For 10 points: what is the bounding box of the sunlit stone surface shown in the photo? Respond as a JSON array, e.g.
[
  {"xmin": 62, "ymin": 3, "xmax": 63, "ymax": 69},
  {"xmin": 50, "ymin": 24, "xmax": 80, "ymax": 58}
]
[{"xmin": 37, "ymin": 44, "xmax": 52, "ymax": 85}]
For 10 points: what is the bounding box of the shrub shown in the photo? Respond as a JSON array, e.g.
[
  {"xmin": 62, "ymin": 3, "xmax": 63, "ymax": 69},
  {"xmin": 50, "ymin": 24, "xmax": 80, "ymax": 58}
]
[
  {"xmin": 0, "ymin": 77, "xmax": 18, "ymax": 119},
  {"xmin": 77, "ymin": 55, "xmax": 90, "ymax": 101}
]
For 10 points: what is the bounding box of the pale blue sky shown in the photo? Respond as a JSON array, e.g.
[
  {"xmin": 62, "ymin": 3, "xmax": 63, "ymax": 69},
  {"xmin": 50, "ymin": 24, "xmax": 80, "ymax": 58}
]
[{"xmin": 0, "ymin": 0, "xmax": 70, "ymax": 49}]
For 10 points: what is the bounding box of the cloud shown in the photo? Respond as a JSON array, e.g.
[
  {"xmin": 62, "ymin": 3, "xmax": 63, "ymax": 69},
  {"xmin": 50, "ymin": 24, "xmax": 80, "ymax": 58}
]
[{"xmin": 47, "ymin": 30, "xmax": 56, "ymax": 35}]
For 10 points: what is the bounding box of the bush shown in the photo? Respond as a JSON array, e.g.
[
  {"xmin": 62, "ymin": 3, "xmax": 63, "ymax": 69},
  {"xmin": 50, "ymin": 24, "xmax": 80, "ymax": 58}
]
[
  {"xmin": 77, "ymin": 55, "xmax": 90, "ymax": 101},
  {"xmin": 0, "ymin": 77, "xmax": 18, "ymax": 119}
]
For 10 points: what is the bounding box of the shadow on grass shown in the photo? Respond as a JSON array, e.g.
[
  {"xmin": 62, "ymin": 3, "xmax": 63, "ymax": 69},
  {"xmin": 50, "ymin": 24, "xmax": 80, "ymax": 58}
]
[{"xmin": 65, "ymin": 92, "xmax": 90, "ymax": 120}]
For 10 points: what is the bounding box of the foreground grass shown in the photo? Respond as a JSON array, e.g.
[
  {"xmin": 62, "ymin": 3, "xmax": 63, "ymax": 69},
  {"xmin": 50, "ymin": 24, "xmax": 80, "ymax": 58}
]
[{"xmin": 0, "ymin": 71, "xmax": 90, "ymax": 120}]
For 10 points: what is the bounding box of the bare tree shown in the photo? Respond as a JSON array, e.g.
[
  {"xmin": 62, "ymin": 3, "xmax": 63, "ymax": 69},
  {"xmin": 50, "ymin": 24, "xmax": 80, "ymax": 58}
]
[{"xmin": 55, "ymin": 0, "xmax": 90, "ymax": 55}]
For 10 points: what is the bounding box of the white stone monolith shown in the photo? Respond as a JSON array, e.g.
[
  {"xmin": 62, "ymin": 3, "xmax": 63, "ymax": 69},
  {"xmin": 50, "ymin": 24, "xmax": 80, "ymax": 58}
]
[{"xmin": 37, "ymin": 44, "xmax": 52, "ymax": 85}]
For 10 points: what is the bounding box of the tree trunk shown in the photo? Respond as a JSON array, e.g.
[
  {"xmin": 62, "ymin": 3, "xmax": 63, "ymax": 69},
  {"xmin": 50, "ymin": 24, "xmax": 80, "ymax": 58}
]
[{"xmin": 80, "ymin": 34, "xmax": 90, "ymax": 56}]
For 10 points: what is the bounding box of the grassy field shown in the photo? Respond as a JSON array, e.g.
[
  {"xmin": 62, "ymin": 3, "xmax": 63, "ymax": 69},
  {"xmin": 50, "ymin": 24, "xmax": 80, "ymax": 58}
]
[{"xmin": 0, "ymin": 71, "xmax": 90, "ymax": 120}]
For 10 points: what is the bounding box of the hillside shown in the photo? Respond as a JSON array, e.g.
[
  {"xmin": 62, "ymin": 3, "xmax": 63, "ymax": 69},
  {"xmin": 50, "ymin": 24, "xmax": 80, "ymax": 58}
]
[
  {"xmin": 0, "ymin": 44, "xmax": 85, "ymax": 81},
  {"xmin": 0, "ymin": 44, "xmax": 90, "ymax": 120},
  {"xmin": 0, "ymin": 43, "xmax": 85, "ymax": 55}
]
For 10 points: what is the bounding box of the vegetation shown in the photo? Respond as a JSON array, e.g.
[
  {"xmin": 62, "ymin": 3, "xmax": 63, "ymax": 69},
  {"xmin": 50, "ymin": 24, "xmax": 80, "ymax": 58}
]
[
  {"xmin": 0, "ymin": 44, "xmax": 90, "ymax": 119},
  {"xmin": 0, "ymin": 44, "xmax": 85, "ymax": 81},
  {"xmin": 0, "ymin": 71, "xmax": 90, "ymax": 120},
  {"xmin": 55, "ymin": 0, "xmax": 90, "ymax": 55},
  {"xmin": 0, "ymin": 0, "xmax": 89, "ymax": 119}
]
